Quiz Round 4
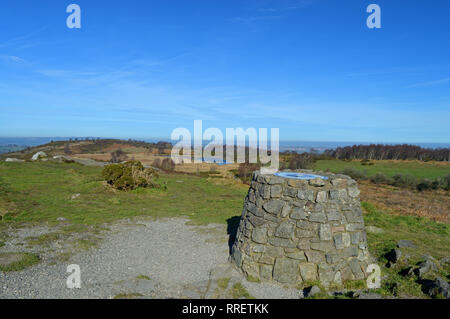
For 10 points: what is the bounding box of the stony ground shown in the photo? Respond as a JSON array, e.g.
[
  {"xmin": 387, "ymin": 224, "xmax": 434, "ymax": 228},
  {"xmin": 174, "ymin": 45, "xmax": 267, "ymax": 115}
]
[{"xmin": 0, "ymin": 218, "xmax": 303, "ymax": 299}]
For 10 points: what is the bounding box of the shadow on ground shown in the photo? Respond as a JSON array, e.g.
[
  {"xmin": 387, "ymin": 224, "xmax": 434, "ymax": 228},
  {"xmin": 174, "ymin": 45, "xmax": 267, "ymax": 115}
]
[{"xmin": 226, "ymin": 216, "xmax": 241, "ymax": 254}]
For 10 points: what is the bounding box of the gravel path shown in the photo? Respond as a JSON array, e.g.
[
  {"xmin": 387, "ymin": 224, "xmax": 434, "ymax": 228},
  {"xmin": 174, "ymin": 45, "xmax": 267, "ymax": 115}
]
[{"xmin": 0, "ymin": 218, "xmax": 303, "ymax": 299}]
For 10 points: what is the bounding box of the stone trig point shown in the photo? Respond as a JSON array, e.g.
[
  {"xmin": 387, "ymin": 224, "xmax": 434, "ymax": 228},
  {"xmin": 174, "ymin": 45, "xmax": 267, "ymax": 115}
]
[{"xmin": 231, "ymin": 170, "xmax": 370, "ymax": 287}]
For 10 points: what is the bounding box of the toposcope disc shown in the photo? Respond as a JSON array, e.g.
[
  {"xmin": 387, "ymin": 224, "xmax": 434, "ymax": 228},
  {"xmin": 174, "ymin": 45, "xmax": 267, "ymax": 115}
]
[{"xmin": 274, "ymin": 172, "xmax": 329, "ymax": 180}]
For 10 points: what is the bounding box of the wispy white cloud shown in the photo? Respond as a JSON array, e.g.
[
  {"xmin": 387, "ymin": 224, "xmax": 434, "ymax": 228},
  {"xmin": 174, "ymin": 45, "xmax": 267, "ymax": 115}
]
[
  {"xmin": 129, "ymin": 52, "xmax": 190, "ymax": 68},
  {"xmin": 0, "ymin": 55, "xmax": 25, "ymax": 63},
  {"xmin": 0, "ymin": 27, "xmax": 47, "ymax": 50},
  {"xmin": 9, "ymin": 56, "xmax": 25, "ymax": 63},
  {"xmin": 37, "ymin": 69, "xmax": 100, "ymax": 78},
  {"xmin": 256, "ymin": 0, "xmax": 316, "ymax": 13},
  {"xmin": 231, "ymin": 0, "xmax": 315, "ymax": 24},
  {"xmin": 257, "ymin": 8, "xmax": 278, "ymax": 13},
  {"xmin": 408, "ymin": 77, "xmax": 450, "ymax": 88},
  {"xmin": 230, "ymin": 15, "xmax": 283, "ymax": 23}
]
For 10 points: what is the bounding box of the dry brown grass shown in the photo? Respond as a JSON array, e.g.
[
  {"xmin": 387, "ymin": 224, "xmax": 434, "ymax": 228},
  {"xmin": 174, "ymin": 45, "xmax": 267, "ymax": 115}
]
[
  {"xmin": 0, "ymin": 198, "xmax": 17, "ymax": 218},
  {"xmin": 72, "ymin": 152, "xmax": 165, "ymax": 165},
  {"xmin": 175, "ymin": 162, "xmax": 239, "ymax": 176},
  {"xmin": 359, "ymin": 180, "xmax": 450, "ymax": 223}
]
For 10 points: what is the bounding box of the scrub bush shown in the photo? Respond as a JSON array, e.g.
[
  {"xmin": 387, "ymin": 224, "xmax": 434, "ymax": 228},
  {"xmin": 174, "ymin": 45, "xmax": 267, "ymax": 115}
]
[{"xmin": 102, "ymin": 160, "xmax": 160, "ymax": 191}]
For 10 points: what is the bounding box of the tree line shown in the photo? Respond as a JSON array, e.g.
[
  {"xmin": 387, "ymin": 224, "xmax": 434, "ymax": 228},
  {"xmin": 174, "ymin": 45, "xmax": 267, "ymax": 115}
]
[{"xmin": 323, "ymin": 144, "xmax": 450, "ymax": 161}]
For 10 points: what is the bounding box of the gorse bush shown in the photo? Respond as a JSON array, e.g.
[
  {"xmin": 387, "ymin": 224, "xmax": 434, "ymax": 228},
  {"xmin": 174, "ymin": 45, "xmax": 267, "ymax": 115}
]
[
  {"xmin": 370, "ymin": 173, "xmax": 391, "ymax": 184},
  {"xmin": 416, "ymin": 179, "xmax": 439, "ymax": 192},
  {"xmin": 340, "ymin": 168, "xmax": 449, "ymax": 192},
  {"xmin": 391, "ymin": 174, "xmax": 417, "ymax": 188},
  {"xmin": 439, "ymin": 174, "xmax": 450, "ymax": 191},
  {"xmin": 340, "ymin": 169, "xmax": 441, "ymax": 190},
  {"xmin": 360, "ymin": 159, "xmax": 374, "ymax": 166},
  {"xmin": 102, "ymin": 160, "xmax": 160, "ymax": 191}
]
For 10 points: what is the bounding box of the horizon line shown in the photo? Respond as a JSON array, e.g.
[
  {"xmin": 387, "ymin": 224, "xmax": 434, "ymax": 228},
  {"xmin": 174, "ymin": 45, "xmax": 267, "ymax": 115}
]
[{"xmin": 0, "ymin": 136, "xmax": 449, "ymax": 147}]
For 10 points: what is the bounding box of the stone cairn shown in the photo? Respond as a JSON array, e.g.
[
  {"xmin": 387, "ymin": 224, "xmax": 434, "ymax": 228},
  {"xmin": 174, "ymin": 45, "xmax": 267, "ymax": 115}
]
[{"xmin": 230, "ymin": 170, "xmax": 371, "ymax": 287}]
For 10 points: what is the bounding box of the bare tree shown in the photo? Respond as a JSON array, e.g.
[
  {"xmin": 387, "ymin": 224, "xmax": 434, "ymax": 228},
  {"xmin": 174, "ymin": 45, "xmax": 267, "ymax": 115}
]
[
  {"xmin": 324, "ymin": 144, "xmax": 450, "ymax": 162},
  {"xmin": 289, "ymin": 153, "xmax": 316, "ymax": 169}
]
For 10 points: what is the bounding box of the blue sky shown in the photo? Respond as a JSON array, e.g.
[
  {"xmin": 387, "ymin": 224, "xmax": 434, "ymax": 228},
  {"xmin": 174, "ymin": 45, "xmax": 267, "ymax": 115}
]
[{"xmin": 0, "ymin": 0, "xmax": 449, "ymax": 143}]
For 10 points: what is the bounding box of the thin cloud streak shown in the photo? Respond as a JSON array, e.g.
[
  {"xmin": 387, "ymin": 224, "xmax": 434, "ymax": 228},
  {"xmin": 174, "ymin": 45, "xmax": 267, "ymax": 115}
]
[
  {"xmin": 0, "ymin": 26, "xmax": 48, "ymax": 49},
  {"xmin": 230, "ymin": 15, "xmax": 283, "ymax": 23},
  {"xmin": 408, "ymin": 77, "xmax": 450, "ymax": 88},
  {"xmin": 0, "ymin": 55, "xmax": 25, "ymax": 63}
]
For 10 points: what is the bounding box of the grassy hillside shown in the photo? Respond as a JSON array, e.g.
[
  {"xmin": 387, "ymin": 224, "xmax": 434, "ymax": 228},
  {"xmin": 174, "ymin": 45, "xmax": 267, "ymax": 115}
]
[
  {"xmin": 0, "ymin": 139, "xmax": 172, "ymax": 162},
  {"xmin": 315, "ymin": 159, "xmax": 450, "ymax": 180}
]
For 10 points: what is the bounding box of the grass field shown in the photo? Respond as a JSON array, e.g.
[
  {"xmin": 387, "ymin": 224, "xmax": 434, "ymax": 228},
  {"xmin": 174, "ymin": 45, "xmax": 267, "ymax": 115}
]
[
  {"xmin": 0, "ymin": 161, "xmax": 248, "ymax": 226},
  {"xmin": 0, "ymin": 161, "xmax": 448, "ymax": 298},
  {"xmin": 314, "ymin": 159, "xmax": 450, "ymax": 180}
]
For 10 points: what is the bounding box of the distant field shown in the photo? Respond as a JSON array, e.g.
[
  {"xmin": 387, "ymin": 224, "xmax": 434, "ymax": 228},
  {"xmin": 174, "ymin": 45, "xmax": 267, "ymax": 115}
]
[{"xmin": 314, "ymin": 159, "xmax": 450, "ymax": 180}]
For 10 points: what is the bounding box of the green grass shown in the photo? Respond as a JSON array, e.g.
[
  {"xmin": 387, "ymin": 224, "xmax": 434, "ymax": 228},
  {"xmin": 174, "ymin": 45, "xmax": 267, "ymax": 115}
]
[
  {"xmin": 229, "ymin": 282, "xmax": 253, "ymax": 299},
  {"xmin": 342, "ymin": 279, "xmax": 366, "ymax": 291},
  {"xmin": 0, "ymin": 231, "xmax": 7, "ymax": 247},
  {"xmin": 0, "ymin": 252, "xmax": 40, "ymax": 272},
  {"xmin": 56, "ymin": 251, "xmax": 73, "ymax": 262},
  {"xmin": 136, "ymin": 275, "xmax": 151, "ymax": 280},
  {"xmin": 363, "ymin": 201, "xmax": 449, "ymax": 260},
  {"xmin": 26, "ymin": 232, "xmax": 62, "ymax": 247},
  {"xmin": 113, "ymin": 292, "xmax": 143, "ymax": 299},
  {"xmin": 0, "ymin": 161, "xmax": 247, "ymax": 227},
  {"xmin": 75, "ymin": 238, "xmax": 99, "ymax": 250},
  {"xmin": 362, "ymin": 202, "xmax": 449, "ymax": 298},
  {"xmin": 315, "ymin": 159, "xmax": 450, "ymax": 180},
  {"xmin": 217, "ymin": 277, "xmax": 231, "ymax": 290},
  {"xmin": 246, "ymin": 275, "xmax": 261, "ymax": 283}
]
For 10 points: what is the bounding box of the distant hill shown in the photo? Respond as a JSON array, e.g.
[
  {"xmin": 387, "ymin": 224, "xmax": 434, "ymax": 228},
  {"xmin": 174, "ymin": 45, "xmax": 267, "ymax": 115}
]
[{"xmin": 0, "ymin": 139, "xmax": 173, "ymax": 162}]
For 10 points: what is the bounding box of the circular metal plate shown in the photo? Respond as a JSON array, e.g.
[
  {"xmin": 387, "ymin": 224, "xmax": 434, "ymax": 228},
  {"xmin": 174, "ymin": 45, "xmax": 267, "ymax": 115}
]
[{"xmin": 274, "ymin": 172, "xmax": 328, "ymax": 180}]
